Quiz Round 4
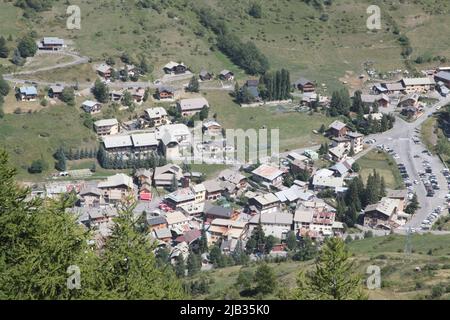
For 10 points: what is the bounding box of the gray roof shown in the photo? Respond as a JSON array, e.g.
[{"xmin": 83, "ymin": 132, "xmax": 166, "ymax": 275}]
[
  {"xmin": 435, "ymin": 71, "xmax": 450, "ymax": 82},
  {"xmin": 204, "ymin": 203, "xmax": 232, "ymax": 218},
  {"xmin": 155, "ymin": 227, "xmax": 172, "ymax": 239},
  {"xmin": 250, "ymin": 212, "xmax": 293, "ymax": 225},
  {"xmin": 147, "ymin": 216, "xmax": 167, "ymax": 226},
  {"xmin": 103, "ymin": 135, "xmax": 133, "ymax": 149},
  {"xmin": 294, "ymin": 77, "xmax": 313, "ymax": 86},
  {"xmin": 43, "ymin": 37, "xmax": 64, "ymax": 45},
  {"xmin": 178, "ymin": 97, "xmax": 209, "ymax": 111}
]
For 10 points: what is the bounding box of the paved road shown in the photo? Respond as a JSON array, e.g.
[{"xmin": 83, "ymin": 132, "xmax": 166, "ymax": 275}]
[{"xmin": 363, "ymin": 96, "xmax": 450, "ymax": 229}]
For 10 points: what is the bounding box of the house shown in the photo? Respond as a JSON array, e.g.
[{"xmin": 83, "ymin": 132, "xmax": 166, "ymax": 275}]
[
  {"xmin": 242, "ymin": 80, "xmax": 261, "ymax": 102},
  {"xmin": 293, "ymin": 77, "xmax": 315, "ymax": 93},
  {"xmin": 96, "ymin": 64, "xmax": 113, "ymax": 79},
  {"xmin": 157, "ymin": 124, "xmax": 192, "ymax": 160},
  {"xmin": 165, "ymin": 187, "xmax": 196, "ymax": 209},
  {"xmin": 177, "ymin": 97, "xmax": 209, "ymax": 116},
  {"xmin": 202, "ymin": 120, "xmax": 222, "ymax": 136},
  {"xmin": 48, "ymin": 85, "xmax": 64, "ymax": 99},
  {"xmin": 371, "ymin": 83, "xmax": 388, "ymax": 95},
  {"xmin": 398, "ymin": 93, "xmax": 420, "ymax": 109},
  {"xmin": 165, "ymin": 211, "xmax": 190, "ymax": 228},
  {"xmin": 301, "ymin": 92, "xmax": 318, "ymax": 107},
  {"xmin": 163, "ymin": 61, "xmax": 187, "ymax": 75},
  {"xmin": 175, "ymin": 229, "xmax": 202, "ymax": 245},
  {"xmin": 330, "ymin": 158, "xmax": 355, "ymax": 177},
  {"xmin": 294, "ymin": 207, "xmax": 341, "ymax": 238},
  {"xmin": 94, "ymin": 118, "xmax": 119, "ymax": 136},
  {"xmin": 363, "ymin": 197, "xmax": 401, "ymax": 229},
  {"xmin": 275, "ymin": 185, "xmax": 314, "ymax": 204},
  {"xmin": 39, "ymin": 37, "xmax": 64, "ymax": 51},
  {"xmin": 287, "ymin": 152, "xmax": 308, "ymax": 163},
  {"xmin": 135, "ymin": 168, "xmax": 153, "ymax": 200},
  {"xmin": 209, "ymin": 219, "xmax": 247, "ymax": 244},
  {"xmin": 130, "ymin": 133, "xmax": 159, "ymax": 154},
  {"xmin": 290, "ymin": 159, "xmax": 315, "ymax": 177},
  {"xmin": 312, "ymin": 171, "xmax": 344, "ymax": 192},
  {"xmin": 384, "ymin": 82, "xmax": 405, "ymax": 94},
  {"xmin": 97, "ymin": 173, "xmax": 136, "ymax": 204},
  {"xmin": 199, "ymin": 69, "xmax": 213, "ymax": 81},
  {"xmin": 79, "ymin": 186, "xmax": 103, "ymax": 208},
  {"xmin": 203, "ymin": 180, "xmax": 224, "ymax": 200},
  {"xmin": 327, "ymin": 120, "xmax": 348, "ymax": 137},
  {"xmin": 109, "ymin": 90, "xmax": 123, "ymax": 102},
  {"xmin": 401, "ymin": 77, "xmax": 434, "ymax": 93},
  {"xmin": 81, "ymin": 100, "xmax": 102, "ymax": 114},
  {"xmin": 130, "ymin": 87, "xmax": 146, "ymax": 103},
  {"xmin": 153, "ymin": 164, "xmax": 183, "ymax": 189},
  {"xmin": 145, "ymin": 107, "xmax": 168, "ymax": 127},
  {"xmin": 218, "ymin": 169, "xmax": 247, "ymax": 191},
  {"xmin": 147, "ymin": 216, "xmax": 168, "ymax": 232},
  {"xmin": 386, "ymin": 189, "xmax": 408, "ymax": 212},
  {"xmin": 361, "ymin": 94, "xmax": 390, "ymax": 108},
  {"xmin": 248, "ymin": 212, "xmax": 293, "ymax": 240},
  {"xmin": 434, "ymin": 71, "xmax": 450, "ymax": 87},
  {"xmin": 18, "ymin": 86, "xmax": 38, "ymax": 101},
  {"xmin": 346, "ymin": 131, "xmax": 364, "ymax": 154},
  {"xmin": 328, "ymin": 144, "xmax": 348, "ymax": 162},
  {"xmin": 204, "ymin": 203, "xmax": 239, "ymax": 222},
  {"xmin": 153, "ymin": 227, "xmax": 172, "ymax": 243},
  {"xmin": 156, "ymin": 86, "xmax": 175, "ymax": 100},
  {"xmin": 192, "ymin": 183, "xmax": 206, "ymax": 203},
  {"xmin": 102, "ymin": 135, "xmax": 133, "ymax": 154},
  {"xmin": 248, "ymin": 193, "xmax": 281, "ymax": 214},
  {"xmin": 251, "ymin": 164, "xmax": 284, "ymax": 189},
  {"xmin": 219, "ymin": 70, "xmax": 234, "ymax": 81}
]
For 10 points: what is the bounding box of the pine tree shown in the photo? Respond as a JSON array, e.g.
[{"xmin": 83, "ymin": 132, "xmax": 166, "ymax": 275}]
[
  {"xmin": 187, "ymin": 251, "xmax": 201, "ymax": 276},
  {"xmin": 187, "ymin": 76, "xmax": 200, "ymax": 92},
  {"xmin": 254, "ymin": 263, "xmax": 276, "ymax": 295},
  {"xmin": 98, "ymin": 201, "xmax": 186, "ymax": 298},
  {"xmin": 290, "ymin": 237, "xmax": 366, "ymax": 300},
  {"xmin": 0, "ymin": 36, "xmax": 9, "ymax": 58}
]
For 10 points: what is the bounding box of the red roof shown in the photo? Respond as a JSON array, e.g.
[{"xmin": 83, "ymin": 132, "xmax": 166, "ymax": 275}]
[{"xmin": 139, "ymin": 192, "xmax": 152, "ymax": 201}]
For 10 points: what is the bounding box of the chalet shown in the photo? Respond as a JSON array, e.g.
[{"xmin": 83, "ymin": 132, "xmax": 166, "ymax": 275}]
[
  {"xmin": 153, "ymin": 164, "xmax": 183, "ymax": 189},
  {"xmin": 81, "ymin": 100, "xmax": 102, "ymax": 114},
  {"xmin": 209, "ymin": 219, "xmax": 247, "ymax": 244},
  {"xmin": 131, "ymin": 133, "xmax": 159, "ymax": 154},
  {"xmin": 163, "ymin": 61, "xmax": 187, "ymax": 75},
  {"xmin": 192, "ymin": 183, "xmax": 206, "ymax": 203},
  {"xmin": 165, "ymin": 187, "xmax": 196, "ymax": 209},
  {"xmin": 203, "ymin": 179, "xmax": 224, "ymax": 200},
  {"xmin": 79, "ymin": 186, "xmax": 103, "ymax": 208},
  {"xmin": 48, "ymin": 85, "xmax": 64, "ymax": 99},
  {"xmin": 218, "ymin": 169, "xmax": 247, "ymax": 192},
  {"xmin": 248, "ymin": 212, "xmax": 293, "ymax": 240},
  {"xmin": 153, "ymin": 228, "xmax": 172, "ymax": 243},
  {"xmin": 371, "ymin": 83, "xmax": 388, "ymax": 95},
  {"xmin": 251, "ymin": 164, "xmax": 284, "ymax": 189},
  {"xmin": 361, "ymin": 94, "xmax": 390, "ymax": 108},
  {"xmin": 130, "ymin": 87, "xmax": 145, "ymax": 103},
  {"xmin": 346, "ymin": 131, "xmax": 364, "ymax": 154},
  {"xmin": 156, "ymin": 86, "xmax": 175, "ymax": 100},
  {"xmin": 363, "ymin": 197, "xmax": 401, "ymax": 229},
  {"xmin": 145, "ymin": 107, "xmax": 168, "ymax": 127},
  {"xmin": 94, "ymin": 118, "xmax": 119, "ymax": 136},
  {"xmin": 102, "ymin": 135, "xmax": 133, "ymax": 154},
  {"xmin": 157, "ymin": 124, "xmax": 192, "ymax": 160},
  {"xmin": 165, "ymin": 211, "xmax": 190, "ymax": 228},
  {"xmin": 312, "ymin": 170, "xmax": 344, "ymax": 192},
  {"xmin": 96, "ymin": 64, "xmax": 113, "ymax": 79},
  {"xmin": 294, "ymin": 207, "xmax": 341, "ymax": 238},
  {"xmin": 146, "ymin": 216, "xmax": 168, "ymax": 232},
  {"xmin": 110, "ymin": 90, "xmax": 124, "ymax": 102},
  {"xmin": 434, "ymin": 71, "xmax": 450, "ymax": 87},
  {"xmin": 39, "ymin": 37, "xmax": 64, "ymax": 51},
  {"xmin": 97, "ymin": 173, "xmax": 136, "ymax": 204},
  {"xmin": 397, "ymin": 93, "xmax": 420, "ymax": 109},
  {"xmin": 18, "ymin": 86, "xmax": 38, "ymax": 101},
  {"xmin": 175, "ymin": 229, "xmax": 202, "ymax": 246},
  {"xmin": 384, "ymin": 82, "xmax": 405, "ymax": 94},
  {"xmin": 303, "ymin": 149, "xmax": 319, "ymax": 161},
  {"xmin": 135, "ymin": 168, "xmax": 153, "ymax": 199},
  {"xmin": 202, "ymin": 120, "xmax": 222, "ymax": 136},
  {"xmin": 293, "ymin": 77, "xmax": 315, "ymax": 93},
  {"xmin": 327, "ymin": 120, "xmax": 348, "ymax": 138},
  {"xmin": 204, "ymin": 203, "xmax": 239, "ymax": 222},
  {"xmin": 287, "ymin": 152, "xmax": 308, "ymax": 163},
  {"xmin": 290, "ymin": 159, "xmax": 315, "ymax": 176},
  {"xmin": 437, "ymin": 81, "xmax": 450, "ymax": 97},
  {"xmin": 177, "ymin": 97, "xmax": 209, "ymax": 116},
  {"xmin": 328, "ymin": 144, "xmax": 348, "ymax": 162},
  {"xmin": 199, "ymin": 69, "xmax": 213, "ymax": 81},
  {"xmin": 275, "ymin": 185, "xmax": 314, "ymax": 204},
  {"xmin": 401, "ymin": 77, "xmax": 434, "ymax": 94},
  {"xmin": 330, "ymin": 158, "xmax": 355, "ymax": 178},
  {"xmin": 248, "ymin": 193, "xmax": 281, "ymax": 214},
  {"xmin": 219, "ymin": 70, "xmax": 234, "ymax": 81}
]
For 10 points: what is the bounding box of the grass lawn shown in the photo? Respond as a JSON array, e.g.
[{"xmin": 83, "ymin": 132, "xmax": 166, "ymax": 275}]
[
  {"xmin": 16, "ymin": 63, "xmax": 98, "ymax": 84},
  {"xmin": 204, "ymin": 91, "xmax": 332, "ymax": 151},
  {"xmin": 190, "ymin": 163, "xmax": 230, "ymax": 180},
  {"xmin": 357, "ymin": 150, "xmax": 404, "ymax": 189},
  {"xmin": 421, "ymin": 116, "xmax": 438, "ymax": 153},
  {"xmin": 0, "ymin": 104, "xmax": 97, "ymax": 180}
]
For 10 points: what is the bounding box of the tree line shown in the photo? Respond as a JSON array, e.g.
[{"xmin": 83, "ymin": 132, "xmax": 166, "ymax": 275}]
[
  {"xmin": 196, "ymin": 8, "xmax": 269, "ymax": 75},
  {"xmin": 97, "ymin": 146, "xmax": 167, "ymax": 170}
]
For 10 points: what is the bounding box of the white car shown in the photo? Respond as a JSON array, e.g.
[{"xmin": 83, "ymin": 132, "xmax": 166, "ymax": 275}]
[{"xmin": 436, "ymin": 106, "xmax": 442, "ymax": 110}]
